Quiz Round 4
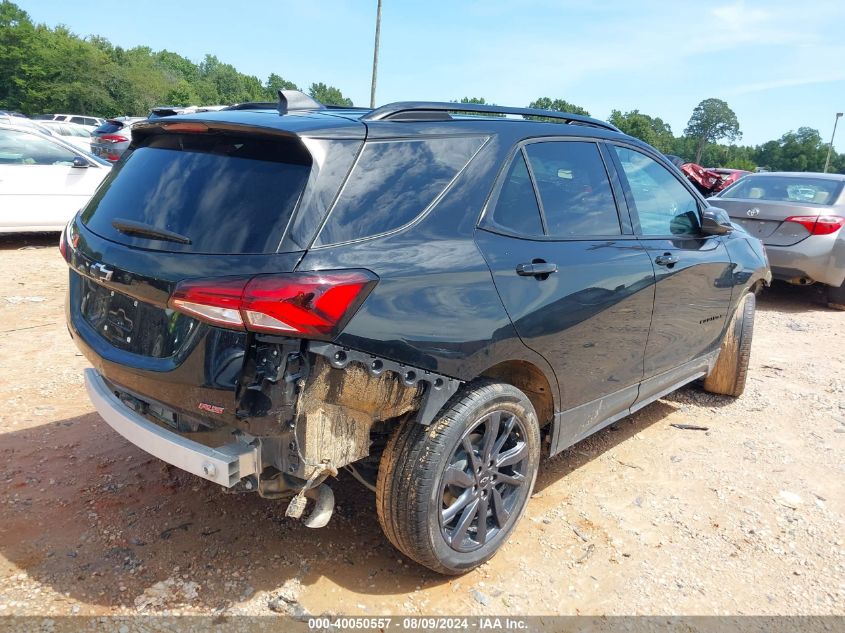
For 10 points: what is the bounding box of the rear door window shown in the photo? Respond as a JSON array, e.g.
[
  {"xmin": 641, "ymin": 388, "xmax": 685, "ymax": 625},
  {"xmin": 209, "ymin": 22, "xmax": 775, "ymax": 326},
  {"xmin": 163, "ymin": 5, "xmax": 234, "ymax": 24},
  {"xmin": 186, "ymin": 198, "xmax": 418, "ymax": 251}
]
[
  {"xmin": 80, "ymin": 132, "xmax": 312, "ymax": 254},
  {"xmin": 524, "ymin": 141, "xmax": 621, "ymax": 237},
  {"xmin": 93, "ymin": 121, "xmax": 123, "ymax": 135},
  {"xmin": 315, "ymin": 136, "xmax": 486, "ymax": 246}
]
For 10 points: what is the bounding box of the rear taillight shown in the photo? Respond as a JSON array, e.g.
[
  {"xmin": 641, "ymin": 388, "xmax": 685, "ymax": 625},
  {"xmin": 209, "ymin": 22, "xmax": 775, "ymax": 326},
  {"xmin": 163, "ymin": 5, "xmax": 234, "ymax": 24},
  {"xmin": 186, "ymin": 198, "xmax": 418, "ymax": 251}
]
[
  {"xmin": 785, "ymin": 215, "xmax": 845, "ymax": 236},
  {"xmin": 99, "ymin": 134, "xmax": 128, "ymax": 143},
  {"xmin": 59, "ymin": 225, "xmax": 67, "ymax": 260},
  {"xmin": 59, "ymin": 222, "xmax": 75, "ymax": 261},
  {"xmin": 168, "ymin": 270, "xmax": 378, "ymax": 339}
]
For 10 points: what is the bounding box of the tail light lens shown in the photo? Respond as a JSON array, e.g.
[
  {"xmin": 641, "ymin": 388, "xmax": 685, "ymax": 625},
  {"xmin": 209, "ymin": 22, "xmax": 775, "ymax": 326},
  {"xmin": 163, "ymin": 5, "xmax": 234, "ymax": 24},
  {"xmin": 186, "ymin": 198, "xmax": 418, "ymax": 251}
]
[
  {"xmin": 168, "ymin": 270, "xmax": 378, "ymax": 339},
  {"xmin": 99, "ymin": 134, "xmax": 128, "ymax": 143},
  {"xmin": 59, "ymin": 222, "xmax": 77, "ymax": 261},
  {"xmin": 59, "ymin": 225, "xmax": 67, "ymax": 260},
  {"xmin": 785, "ymin": 215, "xmax": 845, "ymax": 236}
]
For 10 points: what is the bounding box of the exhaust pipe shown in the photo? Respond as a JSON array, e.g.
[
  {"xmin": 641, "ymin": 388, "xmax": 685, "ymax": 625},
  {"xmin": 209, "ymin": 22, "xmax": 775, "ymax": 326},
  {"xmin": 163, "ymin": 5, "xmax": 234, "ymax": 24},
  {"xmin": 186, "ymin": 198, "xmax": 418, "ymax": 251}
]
[
  {"xmin": 285, "ymin": 482, "xmax": 335, "ymax": 528},
  {"xmin": 302, "ymin": 483, "xmax": 335, "ymax": 528}
]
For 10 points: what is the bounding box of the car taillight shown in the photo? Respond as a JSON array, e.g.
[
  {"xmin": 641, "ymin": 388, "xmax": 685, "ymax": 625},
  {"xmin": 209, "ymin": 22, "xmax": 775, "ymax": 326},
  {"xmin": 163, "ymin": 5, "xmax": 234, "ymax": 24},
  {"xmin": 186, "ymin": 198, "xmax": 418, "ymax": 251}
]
[
  {"xmin": 784, "ymin": 215, "xmax": 845, "ymax": 236},
  {"xmin": 100, "ymin": 134, "xmax": 128, "ymax": 143},
  {"xmin": 59, "ymin": 225, "xmax": 67, "ymax": 260},
  {"xmin": 168, "ymin": 270, "xmax": 378, "ymax": 339},
  {"xmin": 59, "ymin": 222, "xmax": 76, "ymax": 261}
]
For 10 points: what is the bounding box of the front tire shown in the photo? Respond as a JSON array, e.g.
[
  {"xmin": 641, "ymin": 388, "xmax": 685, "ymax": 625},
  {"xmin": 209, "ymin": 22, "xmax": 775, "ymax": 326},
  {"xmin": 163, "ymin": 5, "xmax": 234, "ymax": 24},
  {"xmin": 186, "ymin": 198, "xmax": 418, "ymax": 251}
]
[
  {"xmin": 376, "ymin": 380, "xmax": 540, "ymax": 575},
  {"xmin": 703, "ymin": 291, "xmax": 755, "ymax": 397}
]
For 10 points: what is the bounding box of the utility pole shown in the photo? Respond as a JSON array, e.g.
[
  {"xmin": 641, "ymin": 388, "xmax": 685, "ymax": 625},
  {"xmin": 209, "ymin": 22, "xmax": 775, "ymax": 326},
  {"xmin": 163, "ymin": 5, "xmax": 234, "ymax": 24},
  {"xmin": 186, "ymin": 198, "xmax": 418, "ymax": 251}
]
[
  {"xmin": 369, "ymin": 0, "xmax": 382, "ymax": 108},
  {"xmin": 824, "ymin": 112, "xmax": 843, "ymax": 173}
]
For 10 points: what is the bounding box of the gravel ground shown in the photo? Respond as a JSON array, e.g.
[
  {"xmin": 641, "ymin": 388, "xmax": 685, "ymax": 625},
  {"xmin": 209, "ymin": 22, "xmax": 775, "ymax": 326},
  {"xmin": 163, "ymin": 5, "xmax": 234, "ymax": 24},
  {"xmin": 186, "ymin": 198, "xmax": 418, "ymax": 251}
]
[{"xmin": 0, "ymin": 233, "xmax": 843, "ymax": 618}]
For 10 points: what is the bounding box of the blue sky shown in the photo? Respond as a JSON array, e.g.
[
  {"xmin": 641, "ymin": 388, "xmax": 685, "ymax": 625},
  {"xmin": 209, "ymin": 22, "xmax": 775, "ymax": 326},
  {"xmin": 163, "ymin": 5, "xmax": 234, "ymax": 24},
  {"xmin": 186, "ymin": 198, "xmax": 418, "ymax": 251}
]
[{"xmin": 18, "ymin": 0, "xmax": 845, "ymax": 149}]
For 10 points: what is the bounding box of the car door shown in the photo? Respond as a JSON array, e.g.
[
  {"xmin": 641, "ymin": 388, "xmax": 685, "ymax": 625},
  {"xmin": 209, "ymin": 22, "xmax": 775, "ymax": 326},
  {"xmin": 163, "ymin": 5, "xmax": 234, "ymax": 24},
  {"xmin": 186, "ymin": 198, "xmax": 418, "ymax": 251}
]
[
  {"xmin": 0, "ymin": 128, "xmax": 102, "ymax": 230},
  {"xmin": 476, "ymin": 139, "xmax": 656, "ymax": 452},
  {"xmin": 608, "ymin": 144, "xmax": 734, "ymax": 401}
]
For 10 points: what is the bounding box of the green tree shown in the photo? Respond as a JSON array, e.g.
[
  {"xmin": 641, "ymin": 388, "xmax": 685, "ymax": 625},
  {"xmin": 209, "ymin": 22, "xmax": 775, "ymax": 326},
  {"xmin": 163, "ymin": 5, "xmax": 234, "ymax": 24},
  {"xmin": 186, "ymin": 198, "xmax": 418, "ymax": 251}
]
[
  {"xmin": 0, "ymin": 0, "xmax": 36, "ymax": 110},
  {"xmin": 725, "ymin": 157, "xmax": 757, "ymax": 171},
  {"xmin": 448, "ymin": 97, "xmax": 504, "ymax": 116},
  {"xmin": 155, "ymin": 50, "xmax": 199, "ymax": 84},
  {"xmin": 164, "ymin": 80, "xmax": 198, "ymax": 107},
  {"xmin": 608, "ymin": 109, "xmax": 674, "ymax": 152},
  {"xmin": 528, "ymin": 96, "xmax": 590, "ymax": 118},
  {"xmin": 456, "ymin": 96, "xmax": 489, "ymax": 105},
  {"xmin": 308, "ymin": 82, "xmax": 353, "ymax": 106},
  {"xmin": 754, "ymin": 127, "xmax": 831, "ymax": 172},
  {"xmin": 0, "ymin": 1, "xmax": 307, "ymax": 115},
  {"xmin": 684, "ymin": 98, "xmax": 741, "ymax": 164}
]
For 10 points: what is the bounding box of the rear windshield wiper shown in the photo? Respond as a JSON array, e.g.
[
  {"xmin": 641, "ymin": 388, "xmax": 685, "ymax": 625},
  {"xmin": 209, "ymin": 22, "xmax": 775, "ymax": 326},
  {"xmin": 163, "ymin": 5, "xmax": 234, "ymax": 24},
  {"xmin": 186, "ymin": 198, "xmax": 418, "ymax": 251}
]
[{"xmin": 111, "ymin": 219, "xmax": 192, "ymax": 245}]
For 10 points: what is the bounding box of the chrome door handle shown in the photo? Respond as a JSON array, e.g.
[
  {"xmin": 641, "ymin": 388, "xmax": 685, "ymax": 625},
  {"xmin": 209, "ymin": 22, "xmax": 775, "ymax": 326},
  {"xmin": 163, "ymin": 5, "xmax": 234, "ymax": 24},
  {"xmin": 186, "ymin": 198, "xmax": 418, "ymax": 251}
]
[{"xmin": 655, "ymin": 254, "xmax": 680, "ymax": 267}]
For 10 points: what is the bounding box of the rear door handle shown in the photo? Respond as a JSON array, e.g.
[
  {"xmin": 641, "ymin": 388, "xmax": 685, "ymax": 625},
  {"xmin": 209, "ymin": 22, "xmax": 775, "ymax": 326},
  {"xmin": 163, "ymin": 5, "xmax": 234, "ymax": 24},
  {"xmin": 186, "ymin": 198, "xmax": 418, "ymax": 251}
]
[
  {"xmin": 654, "ymin": 253, "xmax": 680, "ymax": 267},
  {"xmin": 516, "ymin": 261, "xmax": 558, "ymax": 277}
]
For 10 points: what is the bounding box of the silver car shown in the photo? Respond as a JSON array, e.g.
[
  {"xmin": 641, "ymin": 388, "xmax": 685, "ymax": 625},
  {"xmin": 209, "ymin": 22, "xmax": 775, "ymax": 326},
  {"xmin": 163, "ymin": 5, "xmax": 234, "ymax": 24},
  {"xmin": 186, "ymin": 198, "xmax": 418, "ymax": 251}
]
[
  {"xmin": 712, "ymin": 172, "xmax": 845, "ymax": 307},
  {"xmin": 90, "ymin": 117, "xmax": 145, "ymax": 162}
]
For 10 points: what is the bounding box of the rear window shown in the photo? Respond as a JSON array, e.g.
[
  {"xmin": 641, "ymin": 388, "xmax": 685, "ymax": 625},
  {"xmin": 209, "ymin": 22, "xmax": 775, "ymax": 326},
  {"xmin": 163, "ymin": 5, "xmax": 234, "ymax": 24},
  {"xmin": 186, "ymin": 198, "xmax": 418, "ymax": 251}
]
[
  {"xmin": 721, "ymin": 175, "xmax": 843, "ymax": 205},
  {"xmin": 315, "ymin": 136, "xmax": 486, "ymax": 246},
  {"xmin": 81, "ymin": 132, "xmax": 311, "ymax": 254},
  {"xmin": 94, "ymin": 121, "xmax": 125, "ymax": 135}
]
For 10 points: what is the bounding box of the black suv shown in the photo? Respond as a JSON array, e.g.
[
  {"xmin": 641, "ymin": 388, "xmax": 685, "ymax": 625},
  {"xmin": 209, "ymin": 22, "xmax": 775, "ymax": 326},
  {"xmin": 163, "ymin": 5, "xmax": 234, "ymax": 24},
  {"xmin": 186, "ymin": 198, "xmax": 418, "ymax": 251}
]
[{"xmin": 63, "ymin": 91, "xmax": 770, "ymax": 574}]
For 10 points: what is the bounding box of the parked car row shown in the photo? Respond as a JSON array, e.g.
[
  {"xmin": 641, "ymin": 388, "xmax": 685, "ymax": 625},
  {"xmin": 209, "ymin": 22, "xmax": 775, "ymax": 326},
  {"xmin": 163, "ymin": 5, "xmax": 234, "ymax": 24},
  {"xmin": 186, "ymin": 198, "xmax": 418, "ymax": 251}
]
[
  {"xmin": 34, "ymin": 113, "xmax": 105, "ymax": 130},
  {"xmin": 5, "ymin": 105, "xmax": 258, "ymax": 164}
]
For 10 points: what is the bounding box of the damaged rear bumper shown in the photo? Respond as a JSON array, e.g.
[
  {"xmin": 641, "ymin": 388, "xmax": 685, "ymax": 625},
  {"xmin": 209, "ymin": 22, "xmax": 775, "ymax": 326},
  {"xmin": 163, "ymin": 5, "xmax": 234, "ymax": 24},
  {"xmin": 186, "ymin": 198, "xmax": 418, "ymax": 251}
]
[{"xmin": 85, "ymin": 368, "xmax": 261, "ymax": 488}]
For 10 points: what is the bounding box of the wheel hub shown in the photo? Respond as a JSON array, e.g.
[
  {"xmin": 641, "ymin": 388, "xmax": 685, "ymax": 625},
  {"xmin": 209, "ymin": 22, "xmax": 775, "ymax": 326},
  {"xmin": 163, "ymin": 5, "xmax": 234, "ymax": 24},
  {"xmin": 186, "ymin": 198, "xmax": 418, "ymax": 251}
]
[{"xmin": 438, "ymin": 409, "xmax": 530, "ymax": 553}]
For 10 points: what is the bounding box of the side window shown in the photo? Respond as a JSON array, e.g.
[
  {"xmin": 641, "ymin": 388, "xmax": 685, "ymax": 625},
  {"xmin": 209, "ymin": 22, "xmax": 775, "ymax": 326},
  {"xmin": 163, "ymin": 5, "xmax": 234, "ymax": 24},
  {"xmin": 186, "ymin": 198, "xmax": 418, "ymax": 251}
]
[
  {"xmin": 489, "ymin": 152, "xmax": 543, "ymax": 236},
  {"xmin": 613, "ymin": 146, "xmax": 700, "ymax": 236},
  {"xmin": 70, "ymin": 116, "xmax": 86, "ymax": 125},
  {"xmin": 524, "ymin": 141, "xmax": 621, "ymax": 237},
  {"xmin": 0, "ymin": 129, "xmax": 76, "ymax": 165},
  {"xmin": 316, "ymin": 136, "xmax": 486, "ymax": 246}
]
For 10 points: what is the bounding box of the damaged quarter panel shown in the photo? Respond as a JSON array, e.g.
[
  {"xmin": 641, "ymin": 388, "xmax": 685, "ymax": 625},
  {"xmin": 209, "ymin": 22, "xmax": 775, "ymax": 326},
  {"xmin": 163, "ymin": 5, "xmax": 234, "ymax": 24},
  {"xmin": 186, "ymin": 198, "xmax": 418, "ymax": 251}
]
[{"xmin": 298, "ymin": 127, "xmax": 561, "ymax": 412}]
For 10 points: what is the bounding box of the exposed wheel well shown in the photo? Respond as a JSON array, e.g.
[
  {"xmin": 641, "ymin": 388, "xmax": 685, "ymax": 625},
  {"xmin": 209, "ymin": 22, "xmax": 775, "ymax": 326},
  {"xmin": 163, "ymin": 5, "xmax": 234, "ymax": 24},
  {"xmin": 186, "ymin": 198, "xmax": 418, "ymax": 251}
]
[{"xmin": 480, "ymin": 360, "xmax": 555, "ymax": 427}]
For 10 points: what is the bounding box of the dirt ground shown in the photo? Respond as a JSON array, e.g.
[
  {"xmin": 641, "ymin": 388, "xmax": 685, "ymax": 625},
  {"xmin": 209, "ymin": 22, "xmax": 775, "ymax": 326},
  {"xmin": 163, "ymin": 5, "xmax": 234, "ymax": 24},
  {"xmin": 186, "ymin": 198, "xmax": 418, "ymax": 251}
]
[{"xmin": 0, "ymin": 233, "xmax": 843, "ymax": 618}]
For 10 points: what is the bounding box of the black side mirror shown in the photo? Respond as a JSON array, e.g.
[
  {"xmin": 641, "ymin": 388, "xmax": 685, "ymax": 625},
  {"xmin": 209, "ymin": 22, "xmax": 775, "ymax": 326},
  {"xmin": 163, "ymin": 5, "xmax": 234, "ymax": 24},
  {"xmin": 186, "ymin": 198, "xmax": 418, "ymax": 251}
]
[
  {"xmin": 701, "ymin": 206, "xmax": 733, "ymax": 236},
  {"xmin": 72, "ymin": 156, "xmax": 88, "ymax": 168}
]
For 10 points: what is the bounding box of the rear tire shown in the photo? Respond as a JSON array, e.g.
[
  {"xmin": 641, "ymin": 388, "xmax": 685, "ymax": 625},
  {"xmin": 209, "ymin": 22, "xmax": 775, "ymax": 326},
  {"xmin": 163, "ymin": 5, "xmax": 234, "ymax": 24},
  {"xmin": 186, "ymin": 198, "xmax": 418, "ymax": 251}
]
[
  {"xmin": 376, "ymin": 380, "xmax": 540, "ymax": 575},
  {"xmin": 703, "ymin": 292, "xmax": 755, "ymax": 397},
  {"xmin": 827, "ymin": 280, "xmax": 845, "ymax": 310}
]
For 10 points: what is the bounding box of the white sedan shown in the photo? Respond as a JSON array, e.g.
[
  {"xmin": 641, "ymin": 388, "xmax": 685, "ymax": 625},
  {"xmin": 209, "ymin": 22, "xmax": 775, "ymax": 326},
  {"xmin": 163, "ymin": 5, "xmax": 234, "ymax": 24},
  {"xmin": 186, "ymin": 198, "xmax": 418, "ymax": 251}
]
[{"xmin": 0, "ymin": 124, "xmax": 111, "ymax": 233}]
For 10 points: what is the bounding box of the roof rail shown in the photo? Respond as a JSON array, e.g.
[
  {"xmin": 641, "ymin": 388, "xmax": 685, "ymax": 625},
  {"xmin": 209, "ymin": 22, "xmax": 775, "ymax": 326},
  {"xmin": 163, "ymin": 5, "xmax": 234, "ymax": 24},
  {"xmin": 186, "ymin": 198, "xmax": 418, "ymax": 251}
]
[{"xmin": 362, "ymin": 101, "xmax": 620, "ymax": 132}]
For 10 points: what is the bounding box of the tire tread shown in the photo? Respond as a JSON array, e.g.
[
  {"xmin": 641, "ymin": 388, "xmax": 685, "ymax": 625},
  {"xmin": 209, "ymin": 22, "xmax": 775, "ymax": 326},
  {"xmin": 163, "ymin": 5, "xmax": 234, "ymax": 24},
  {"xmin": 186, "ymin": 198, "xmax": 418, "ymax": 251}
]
[{"xmin": 376, "ymin": 380, "xmax": 538, "ymax": 574}]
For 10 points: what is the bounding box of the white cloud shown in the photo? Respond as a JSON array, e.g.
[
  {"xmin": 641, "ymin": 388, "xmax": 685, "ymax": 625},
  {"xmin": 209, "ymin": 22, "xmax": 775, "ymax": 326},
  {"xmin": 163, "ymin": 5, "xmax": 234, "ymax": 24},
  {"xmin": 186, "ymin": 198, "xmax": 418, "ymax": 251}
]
[{"xmin": 731, "ymin": 74, "xmax": 845, "ymax": 95}]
